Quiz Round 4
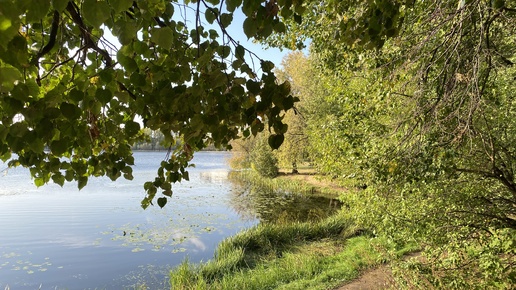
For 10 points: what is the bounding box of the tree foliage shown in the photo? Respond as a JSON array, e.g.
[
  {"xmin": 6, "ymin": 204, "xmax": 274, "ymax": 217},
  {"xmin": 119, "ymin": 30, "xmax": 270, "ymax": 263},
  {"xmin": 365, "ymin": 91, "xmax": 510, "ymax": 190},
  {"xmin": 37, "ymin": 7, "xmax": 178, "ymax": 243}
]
[
  {"xmin": 250, "ymin": 132, "xmax": 279, "ymax": 178},
  {"xmin": 0, "ymin": 0, "xmax": 296, "ymax": 207},
  {"xmin": 267, "ymin": 0, "xmax": 516, "ymax": 287},
  {"xmin": 274, "ymin": 51, "xmax": 308, "ymax": 173}
]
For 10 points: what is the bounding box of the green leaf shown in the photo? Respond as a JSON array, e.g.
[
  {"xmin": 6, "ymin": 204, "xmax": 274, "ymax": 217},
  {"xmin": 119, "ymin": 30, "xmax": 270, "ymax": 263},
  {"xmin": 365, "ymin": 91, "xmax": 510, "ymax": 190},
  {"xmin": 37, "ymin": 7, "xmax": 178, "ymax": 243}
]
[
  {"xmin": 261, "ymin": 61, "xmax": 275, "ymax": 72},
  {"xmin": 0, "ymin": 16, "xmax": 12, "ymax": 31},
  {"xmin": 26, "ymin": 1, "xmax": 51, "ymax": 22},
  {"xmin": 162, "ymin": 189, "xmax": 173, "ymax": 197},
  {"xmin": 52, "ymin": 173, "xmax": 65, "ymax": 187},
  {"xmin": 29, "ymin": 138, "xmax": 45, "ymax": 153},
  {"xmin": 69, "ymin": 88, "xmax": 85, "ymax": 103},
  {"xmin": 9, "ymin": 122, "xmax": 28, "ymax": 137},
  {"xmin": 235, "ymin": 45, "xmax": 245, "ymax": 60},
  {"xmin": 282, "ymin": 95, "xmax": 295, "ymax": 110},
  {"xmin": 110, "ymin": 0, "xmax": 133, "ymax": 13},
  {"xmin": 117, "ymin": 49, "xmax": 138, "ymax": 72},
  {"xmin": 125, "ymin": 120, "xmax": 140, "ymax": 137},
  {"xmin": 268, "ymin": 134, "xmax": 284, "ymax": 149},
  {"xmin": 52, "ymin": 0, "xmax": 68, "ymax": 12},
  {"xmin": 34, "ymin": 177, "xmax": 46, "ymax": 187},
  {"xmin": 243, "ymin": 17, "xmax": 257, "ymax": 39},
  {"xmin": 130, "ymin": 72, "xmax": 146, "ymax": 87},
  {"xmin": 251, "ymin": 119, "xmax": 264, "ymax": 136},
  {"xmin": 246, "ymin": 80, "xmax": 261, "ymax": 95},
  {"xmin": 95, "ymin": 88, "xmax": 112, "ymax": 104},
  {"xmin": 78, "ymin": 176, "xmax": 88, "ymax": 190},
  {"xmin": 225, "ymin": 0, "xmax": 242, "ymax": 12},
  {"xmin": 0, "ymin": 66, "xmax": 22, "ymax": 91},
  {"xmin": 220, "ymin": 13, "xmax": 233, "ymax": 28},
  {"xmin": 293, "ymin": 13, "xmax": 302, "ymax": 24},
  {"xmin": 0, "ymin": 16, "xmax": 18, "ymax": 49},
  {"xmin": 242, "ymin": 0, "xmax": 260, "ymax": 15},
  {"xmin": 51, "ymin": 139, "xmax": 69, "ymax": 155},
  {"xmin": 113, "ymin": 20, "xmax": 138, "ymax": 45},
  {"xmin": 260, "ymin": 23, "xmax": 273, "ymax": 38},
  {"xmin": 217, "ymin": 45, "xmax": 231, "ymax": 58},
  {"xmin": 151, "ymin": 27, "xmax": 174, "ymax": 48},
  {"xmin": 82, "ymin": 0, "xmax": 111, "ymax": 27},
  {"xmin": 208, "ymin": 29, "xmax": 219, "ymax": 39},
  {"xmin": 144, "ymin": 181, "xmax": 154, "ymax": 190},
  {"xmin": 60, "ymin": 102, "xmax": 80, "ymax": 119},
  {"xmin": 205, "ymin": 9, "xmax": 217, "ymax": 24},
  {"xmin": 157, "ymin": 197, "xmax": 167, "ymax": 208},
  {"xmin": 274, "ymin": 21, "xmax": 286, "ymax": 33},
  {"xmin": 64, "ymin": 169, "xmax": 74, "ymax": 182}
]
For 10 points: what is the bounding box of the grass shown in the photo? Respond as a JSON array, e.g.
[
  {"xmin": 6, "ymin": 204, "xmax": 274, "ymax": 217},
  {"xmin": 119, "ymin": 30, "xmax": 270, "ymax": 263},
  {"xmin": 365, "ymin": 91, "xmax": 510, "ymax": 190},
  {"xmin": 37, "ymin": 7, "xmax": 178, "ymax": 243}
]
[
  {"xmin": 229, "ymin": 170, "xmax": 341, "ymax": 199},
  {"xmin": 169, "ymin": 212, "xmax": 416, "ymax": 290},
  {"xmin": 168, "ymin": 168, "xmax": 420, "ymax": 289}
]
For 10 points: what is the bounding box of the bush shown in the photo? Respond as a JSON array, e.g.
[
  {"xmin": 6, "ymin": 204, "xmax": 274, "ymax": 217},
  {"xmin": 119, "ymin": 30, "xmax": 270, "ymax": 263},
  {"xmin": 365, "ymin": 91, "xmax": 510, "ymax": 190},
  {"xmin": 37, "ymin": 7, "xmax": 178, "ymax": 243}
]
[{"xmin": 250, "ymin": 135, "xmax": 279, "ymax": 178}]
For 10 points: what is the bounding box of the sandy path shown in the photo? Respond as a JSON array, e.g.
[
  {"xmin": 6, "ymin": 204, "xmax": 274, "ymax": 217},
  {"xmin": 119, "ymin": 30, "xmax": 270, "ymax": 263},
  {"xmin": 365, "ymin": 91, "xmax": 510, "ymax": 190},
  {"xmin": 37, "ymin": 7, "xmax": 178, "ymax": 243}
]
[{"xmin": 336, "ymin": 264, "xmax": 396, "ymax": 290}]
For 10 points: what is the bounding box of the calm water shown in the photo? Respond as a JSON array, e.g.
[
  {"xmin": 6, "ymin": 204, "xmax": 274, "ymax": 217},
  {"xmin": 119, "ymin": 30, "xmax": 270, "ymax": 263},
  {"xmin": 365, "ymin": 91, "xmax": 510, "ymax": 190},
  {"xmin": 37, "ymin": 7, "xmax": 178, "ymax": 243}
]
[
  {"xmin": 0, "ymin": 151, "xmax": 340, "ymax": 289},
  {"xmin": 0, "ymin": 151, "xmax": 257, "ymax": 289}
]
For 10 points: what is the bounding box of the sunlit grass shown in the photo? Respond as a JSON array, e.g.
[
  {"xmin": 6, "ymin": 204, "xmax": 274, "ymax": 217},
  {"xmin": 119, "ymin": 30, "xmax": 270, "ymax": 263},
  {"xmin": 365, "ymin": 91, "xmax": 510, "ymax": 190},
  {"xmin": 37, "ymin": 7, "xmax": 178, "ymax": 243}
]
[
  {"xmin": 229, "ymin": 170, "xmax": 340, "ymax": 199},
  {"xmin": 168, "ymin": 211, "xmax": 417, "ymax": 290},
  {"xmin": 167, "ymin": 167, "xmax": 421, "ymax": 289}
]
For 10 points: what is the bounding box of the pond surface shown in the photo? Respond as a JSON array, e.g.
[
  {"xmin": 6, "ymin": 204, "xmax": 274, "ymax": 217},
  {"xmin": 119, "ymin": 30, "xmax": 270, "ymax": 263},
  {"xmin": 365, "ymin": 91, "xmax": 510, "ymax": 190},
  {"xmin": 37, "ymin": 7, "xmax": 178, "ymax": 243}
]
[{"xmin": 0, "ymin": 152, "xmax": 339, "ymax": 289}]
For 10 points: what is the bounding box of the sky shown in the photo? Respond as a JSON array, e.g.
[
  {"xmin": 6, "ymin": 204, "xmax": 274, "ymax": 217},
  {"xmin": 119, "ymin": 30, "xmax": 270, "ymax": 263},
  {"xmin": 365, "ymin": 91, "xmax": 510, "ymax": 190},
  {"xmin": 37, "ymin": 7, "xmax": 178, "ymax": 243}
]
[
  {"xmin": 103, "ymin": 3, "xmax": 290, "ymax": 70},
  {"xmin": 172, "ymin": 2, "xmax": 290, "ymax": 67},
  {"xmin": 223, "ymin": 10, "xmax": 288, "ymax": 67}
]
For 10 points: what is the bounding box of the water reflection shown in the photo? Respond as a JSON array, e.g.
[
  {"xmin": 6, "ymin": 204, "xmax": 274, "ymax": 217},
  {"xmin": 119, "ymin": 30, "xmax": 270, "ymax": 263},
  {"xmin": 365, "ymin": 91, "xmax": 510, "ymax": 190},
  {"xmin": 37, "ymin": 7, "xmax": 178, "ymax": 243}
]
[
  {"xmin": 0, "ymin": 151, "xmax": 255, "ymax": 290},
  {"xmin": 228, "ymin": 172, "xmax": 342, "ymax": 223},
  {"xmin": 199, "ymin": 171, "xmax": 229, "ymax": 183},
  {"xmin": 0, "ymin": 152, "xmax": 340, "ymax": 289}
]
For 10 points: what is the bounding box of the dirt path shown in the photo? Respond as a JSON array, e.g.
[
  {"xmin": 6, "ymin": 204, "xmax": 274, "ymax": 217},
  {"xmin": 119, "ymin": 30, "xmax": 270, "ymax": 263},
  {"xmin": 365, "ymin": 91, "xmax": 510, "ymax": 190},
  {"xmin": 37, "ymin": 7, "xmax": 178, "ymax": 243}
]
[
  {"xmin": 336, "ymin": 253, "xmax": 422, "ymax": 290},
  {"xmin": 280, "ymin": 172, "xmax": 398, "ymax": 290},
  {"xmin": 278, "ymin": 171, "xmax": 421, "ymax": 290},
  {"xmin": 336, "ymin": 264, "xmax": 396, "ymax": 290}
]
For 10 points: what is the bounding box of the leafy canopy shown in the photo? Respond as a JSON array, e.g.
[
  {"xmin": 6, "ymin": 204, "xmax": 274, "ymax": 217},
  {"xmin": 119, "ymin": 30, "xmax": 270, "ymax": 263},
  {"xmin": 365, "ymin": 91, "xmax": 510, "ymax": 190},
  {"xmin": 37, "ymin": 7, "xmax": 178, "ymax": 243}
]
[
  {"xmin": 0, "ymin": 0, "xmax": 301, "ymax": 207},
  {"xmin": 268, "ymin": 0, "xmax": 516, "ymax": 287}
]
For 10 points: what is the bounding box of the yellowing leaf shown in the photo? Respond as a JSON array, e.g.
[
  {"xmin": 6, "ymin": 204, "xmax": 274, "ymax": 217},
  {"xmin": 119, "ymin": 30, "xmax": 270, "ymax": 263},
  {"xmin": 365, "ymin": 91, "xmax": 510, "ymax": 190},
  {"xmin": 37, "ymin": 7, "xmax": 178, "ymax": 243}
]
[{"xmin": 151, "ymin": 27, "xmax": 174, "ymax": 48}]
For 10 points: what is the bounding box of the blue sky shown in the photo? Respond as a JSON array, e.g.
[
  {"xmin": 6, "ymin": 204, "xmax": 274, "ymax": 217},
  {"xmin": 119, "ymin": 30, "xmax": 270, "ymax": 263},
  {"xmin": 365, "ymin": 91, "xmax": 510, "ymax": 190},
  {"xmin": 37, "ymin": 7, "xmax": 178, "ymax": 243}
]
[
  {"xmin": 103, "ymin": 3, "xmax": 290, "ymax": 69},
  {"xmin": 223, "ymin": 10, "xmax": 288, "ymax": 67}
]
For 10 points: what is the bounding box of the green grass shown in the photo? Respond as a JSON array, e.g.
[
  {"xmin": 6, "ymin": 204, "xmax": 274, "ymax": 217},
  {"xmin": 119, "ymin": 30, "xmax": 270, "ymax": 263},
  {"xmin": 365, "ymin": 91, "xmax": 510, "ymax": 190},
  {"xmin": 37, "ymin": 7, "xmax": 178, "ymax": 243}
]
[
  {"xmin": 168, "ymin": 170, "xmax": 422, "ymax": 290},
  {"xmin": 229, "ymin": 170, "xmax": 340, "ymax": 199},
  {"xmin": 168, "ymin": 213, "xmax": 416, "ymax": 290}
]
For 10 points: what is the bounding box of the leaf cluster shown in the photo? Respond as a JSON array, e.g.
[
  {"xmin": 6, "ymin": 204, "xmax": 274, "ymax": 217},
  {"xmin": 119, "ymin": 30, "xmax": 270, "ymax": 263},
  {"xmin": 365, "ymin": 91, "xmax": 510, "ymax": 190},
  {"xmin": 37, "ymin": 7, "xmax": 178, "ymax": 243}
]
[{"xmin": 0, "ymin": 0, "xmax": 297, "ymax": 207}]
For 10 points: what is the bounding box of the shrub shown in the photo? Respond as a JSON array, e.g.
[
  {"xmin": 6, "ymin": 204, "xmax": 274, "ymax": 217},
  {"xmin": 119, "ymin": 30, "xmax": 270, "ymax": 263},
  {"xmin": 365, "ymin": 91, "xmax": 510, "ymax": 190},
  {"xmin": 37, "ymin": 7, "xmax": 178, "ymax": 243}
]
[{"xmin": 250, "ymin": 135, "xmax": 279, "ymax": 178}]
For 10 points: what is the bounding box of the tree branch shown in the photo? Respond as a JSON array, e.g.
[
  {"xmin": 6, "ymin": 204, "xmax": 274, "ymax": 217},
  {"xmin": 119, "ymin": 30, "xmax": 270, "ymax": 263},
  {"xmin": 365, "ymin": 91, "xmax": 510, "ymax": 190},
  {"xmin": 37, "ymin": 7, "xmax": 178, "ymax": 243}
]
[
  {"xmin": 33, "ymin": 10, "xmax": 60, "ymax": 85},
  {"xmin": 66, "ymin": 1, "xmax": 113, "ymax": 67},
  {"xmin": 35, "ymin": 10, "xmax": 60, "ymax": 61}
]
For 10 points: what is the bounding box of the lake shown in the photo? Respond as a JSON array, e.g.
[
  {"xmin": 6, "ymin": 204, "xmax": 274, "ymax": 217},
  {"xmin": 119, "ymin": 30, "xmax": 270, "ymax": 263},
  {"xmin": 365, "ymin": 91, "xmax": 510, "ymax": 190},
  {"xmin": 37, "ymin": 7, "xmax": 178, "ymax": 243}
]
[{"xmin": 0, "ymin": 151, "xmax": 339, "ymax": 289}]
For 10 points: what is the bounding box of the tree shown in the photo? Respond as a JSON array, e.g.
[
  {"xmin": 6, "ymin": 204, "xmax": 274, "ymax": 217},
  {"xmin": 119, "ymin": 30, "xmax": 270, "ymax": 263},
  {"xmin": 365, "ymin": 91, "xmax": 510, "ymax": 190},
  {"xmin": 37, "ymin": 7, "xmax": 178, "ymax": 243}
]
[
  {"xmin": 274, "ymin": 51, "xmax": 310, "ymax": 173},
  {"xmin": 250, "ymin": 132, "xmax": 279, "ymax": 178},
  {"xmin": 132, "ymin": 128, "xmax": 167, "ymax": 150},
  {"xmin": 265, "ymin": 0, "xmax": 516, "ymax": 287},
  {"xmin": 0, "ymin": 0, "xmax": 297, "ymax": 208}
]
